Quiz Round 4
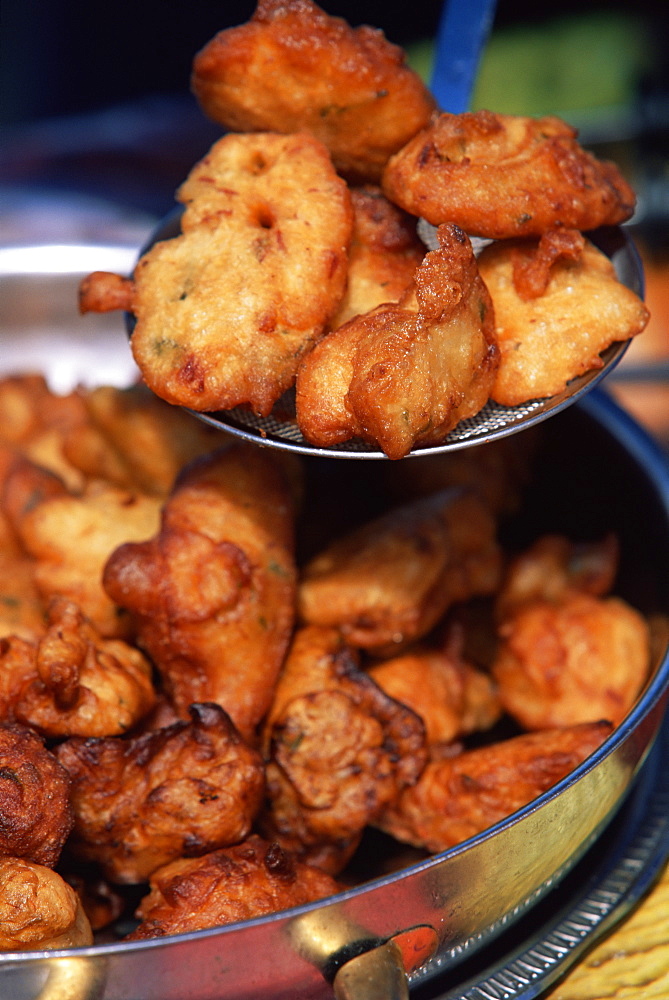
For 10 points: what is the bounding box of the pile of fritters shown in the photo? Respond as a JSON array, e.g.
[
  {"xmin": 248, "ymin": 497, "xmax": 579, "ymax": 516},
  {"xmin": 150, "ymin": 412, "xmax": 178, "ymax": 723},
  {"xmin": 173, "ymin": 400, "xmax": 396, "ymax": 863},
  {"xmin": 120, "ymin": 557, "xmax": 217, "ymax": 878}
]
[
  {"xmin": 78, "ymin": 0, "xmax": 649, "ymax": 459},
  {"xmin": 0, "ymin": 374, "xmax": 656, "ymax": 946}
]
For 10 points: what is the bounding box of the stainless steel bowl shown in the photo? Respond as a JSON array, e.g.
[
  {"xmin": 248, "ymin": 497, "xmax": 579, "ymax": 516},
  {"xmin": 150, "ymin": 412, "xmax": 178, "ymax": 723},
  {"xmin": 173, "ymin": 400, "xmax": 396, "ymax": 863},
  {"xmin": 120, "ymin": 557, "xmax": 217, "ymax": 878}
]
[{"xmin": 1, "ymin": 243, "xmax": 668, "ymax": 1000}]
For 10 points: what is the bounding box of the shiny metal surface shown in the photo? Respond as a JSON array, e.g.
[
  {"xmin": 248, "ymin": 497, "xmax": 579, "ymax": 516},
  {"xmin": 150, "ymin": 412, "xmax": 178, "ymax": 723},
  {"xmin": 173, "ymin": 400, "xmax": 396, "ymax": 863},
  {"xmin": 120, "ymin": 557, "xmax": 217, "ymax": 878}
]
[{"xmin": 0, "ymin": 389, "xmax": 666, "ymax": 1000}]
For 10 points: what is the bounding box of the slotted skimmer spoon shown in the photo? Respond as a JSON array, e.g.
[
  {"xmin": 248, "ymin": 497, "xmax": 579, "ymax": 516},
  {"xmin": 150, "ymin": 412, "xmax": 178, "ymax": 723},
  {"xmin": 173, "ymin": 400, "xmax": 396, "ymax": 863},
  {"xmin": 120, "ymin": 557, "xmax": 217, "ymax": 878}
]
[{"xmin": 129, "ymin": 0, "xmax": 641, "ymax": 459}]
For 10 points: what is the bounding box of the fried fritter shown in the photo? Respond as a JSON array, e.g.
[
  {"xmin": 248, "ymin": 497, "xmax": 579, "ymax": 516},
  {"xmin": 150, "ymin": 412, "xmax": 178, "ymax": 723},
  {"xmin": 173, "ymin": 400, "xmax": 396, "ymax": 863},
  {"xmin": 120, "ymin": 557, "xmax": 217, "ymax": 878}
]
[
  {"xmin": 0, "ymin": 375, "xmax": 88, "ymax": 493},
  {"xmin": 0, "ymin": 597, "xmax": 156, "ymax": 738},
  {"xmin": 0, "ymin": 486, "xmax": 44, "ymax": 640},
  {"xmin": 260, "ymin": 626, "xmax": 427, "ymax": 874},
  {"xmin": 298, "ymin": 487, "xmax": 501, "ymax": 655},
  {"xmin": 128, "ymin": 835, "xmax": 342, "ymax": 940},
  {"xmin": 491, "ymin": 533, "xmax": 650, "ymax": 729},
  {"xmin": 381, "ymin": 110, "xmax": 636, "ymax": 238},
  {"xmin": 296, "ymin": 223, "xmax": 498, "ymax": 459},
  {"xmin": 0, "ymin": 722, "xmax": 73, "ymax": 868},
  {"xmin": 82, "ymin": 132, "xmax": 352, "ymax": 417},
  {"xmin": 478, "ymin": 236, "xmax": 650, "ymax": 406},
  {"xmin": 0, "ymin": 857, "xmax": 93, "ymax": 951},
  {"xmin": 376, "ymin": 720, "xmax": 613, "ymax": 852},
  {"xmin": 329, "ymin": 185, "xmax": 425, "ymax": 330},
  {"xmin": 495, "ymin": 534, "xmax": 620, "ymax": 623},
  {"xmin": 62, "ymin": 384, "xmax": 223, "ymax": 496},
  {"xmin": 493, "ymin": 593, "xmax": 650, "ymax": 730},
  {"xmin": 190, "ymin": 0, "xmax": 436, "ymax": 183},
  {"xmin": 103, "ymin": 443, "xmax": 297, "ymax": 739},
  {"xmin": 56, "ymin": 702, "xmax": 265, "ymax": 884},
  {"xmin": 10, "ymin": 473, "xmax": 162, "ymax": 640},
  {"xmin": 367, "ymin": 631, "xmax": 501, "ymax": 748}
]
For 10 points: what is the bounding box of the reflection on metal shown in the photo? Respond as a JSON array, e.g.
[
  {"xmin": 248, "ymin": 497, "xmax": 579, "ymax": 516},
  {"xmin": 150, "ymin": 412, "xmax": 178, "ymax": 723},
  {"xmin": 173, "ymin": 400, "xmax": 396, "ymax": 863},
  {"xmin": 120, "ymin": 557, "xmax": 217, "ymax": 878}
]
[
  {"xmin": 36, "ymin": 956, "xmax": 106, "ymax": 1000},
  {"xmin": 333, "ymin": 941, "xmax": 409, "ymax": 1000}
]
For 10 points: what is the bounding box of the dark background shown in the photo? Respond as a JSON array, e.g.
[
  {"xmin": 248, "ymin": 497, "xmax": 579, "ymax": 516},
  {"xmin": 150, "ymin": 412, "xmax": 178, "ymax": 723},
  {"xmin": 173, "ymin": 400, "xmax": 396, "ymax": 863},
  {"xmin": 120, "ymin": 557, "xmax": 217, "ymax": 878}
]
[
  {"xmin": 1, "ymin": 0, "xmax": 667, "ymax": 228},
  {"xmin": 2, "ymin": 0, "xmax": 667, "ymax": 126}
]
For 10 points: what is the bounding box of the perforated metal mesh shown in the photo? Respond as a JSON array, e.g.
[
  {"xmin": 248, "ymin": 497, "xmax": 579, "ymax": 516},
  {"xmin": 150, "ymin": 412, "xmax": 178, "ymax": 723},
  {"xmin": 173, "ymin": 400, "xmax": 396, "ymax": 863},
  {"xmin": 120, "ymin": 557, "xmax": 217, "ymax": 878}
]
[{"xmin": 191, "ymin": 337, "xmax": 630, "ymax": 459}]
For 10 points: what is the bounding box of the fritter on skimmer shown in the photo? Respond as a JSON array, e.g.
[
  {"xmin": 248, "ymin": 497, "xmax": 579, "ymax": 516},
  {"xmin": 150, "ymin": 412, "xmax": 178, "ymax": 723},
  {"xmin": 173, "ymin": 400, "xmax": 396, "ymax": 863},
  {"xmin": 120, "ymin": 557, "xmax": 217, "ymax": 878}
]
[
  {"xmin": 477, "ymin": 234, "xmax": 649, "ymax": 406},
  {"xmin": 80, "ymin": 131, "xmax": 352, "ymax": 417},
  {"xmin": 328, "ymin": 185, "xmax": 425, "ymax": 330},
  {"xmin": 127, "ymin": 835, "xmax": 342, "ymax": 939},
  {"xmin": 295, "ymin": 224, "xmax": 498, "ymax": 459},
  {"xmin": 56, "ymin": 703, "xmax": 265, "ymax": 884},
  {"xmin": 259, "ymin": 625, "xmax": 427, "ymax": 874},
  {"xmin": 103, "ymin": 443, "xmax": 297, "ymax": 740},
  {"xmin": 0, "ymin": 857, "xmax": 93, "ymax": 951},
  {"xmin": 382, "ymin": 110, "xmax": 636, "ymax": 238},
  {"xmin": 190, "ymin": 0, "xmax": 436, "ymax": 183},
  {"xmin": 376, "ymin": 721, "xmax": 612, "ymax": 853}
]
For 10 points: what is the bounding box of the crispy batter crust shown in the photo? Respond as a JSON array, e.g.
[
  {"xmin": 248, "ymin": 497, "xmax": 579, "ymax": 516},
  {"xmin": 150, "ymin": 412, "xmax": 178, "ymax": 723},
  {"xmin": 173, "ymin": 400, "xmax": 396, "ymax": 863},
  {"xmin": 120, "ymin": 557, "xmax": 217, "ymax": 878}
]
[
  {"xmin": 102, "ymin": 443, "xmax": 297, "ymax": 739},
  {"xmin": 0, "ymin": 598, "xmax": 156, "ymax": 738},
  {"xmin": 260, "ymin": 625, "xmax": 427, "ymax": 873},
  {"xmin": 128, "ymin": 835, "xmax": 341, "ymax": 938},
  {"xmin": 478, "ymin": 237, "xmax": 649, "ymax": 406},
  {"xmin": 298, "ymin": 488, "xmax": 501, "ymax": 654},
  {"xmin": 0, "ymin": 857, "xmax": 93, "ymax": 950},
  {"xmin": 191, "ymin": 0, "xmax": 436, "ymax": 182},
  {"xmin": 128, "ymin": 131, "xmax": 352, "ymax": 416},
  {"xmin": 0, "ymin": 722, "xmax": 73, "ymax": 867},
  {"xmin": 382, "ymin": 110, "xmax": 636, "ymax": 238},
  {"xmin": 56, "ymin": 703, "xmax": 265, "ymax": 883},
  {"xmin": 377, "ymin": 721, "xmax": 613, "ymax": 852},
  {"xmin": 296, "ymin": 224, "xmax": 498, "ymax": 458}
]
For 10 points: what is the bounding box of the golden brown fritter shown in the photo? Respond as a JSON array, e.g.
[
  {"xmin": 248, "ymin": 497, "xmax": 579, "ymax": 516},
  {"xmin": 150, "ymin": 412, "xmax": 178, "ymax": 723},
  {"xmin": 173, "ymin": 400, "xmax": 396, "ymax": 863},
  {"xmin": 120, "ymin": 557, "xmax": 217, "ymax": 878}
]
[
  {"xmin": 493, "ymin": 593, "xmax": 650, "ymax": 730},
  {"xmin": 381, "ymin": 110, "xmax": 636, "ymax": 238},
  {"xmin": 376, "ymin": 720, "xmax": 613, "ymax": 852},
  {"xmin": 296, "ymin": 224, "xmax": 498, "ymax": 459},
  {"xmin": 81, "ymin": 132, "xmax": 353, "ymax": 418},
  {"xmin": 127, "ymin": 835, "xmax": 342, "ymax": 940},
  {"xmin": 0, "ymin": 857, "xmax": 93, "ymax": 951},
  {"xmin": 78, "ymin": 271, "xmax": 133, "ymax": 315},
  {"xmin": 329, "ymin": 185, "xmax": 425, "ymax": 330},
  {"xmin": 478, "ymin": 236, "xmax": 649, "ymax": 406},
  {"xmin": 103, "ymin": 443, "xmax": 297, "ymax": 739},
  {"xmin": 298, "ymin": 487, "xmax": 501, "ymax": 655},
  {"xmin": 0, "ymin": 597, "xmax": 156, "ymax": 738},
  {"xmin": 0, "ymin": 528, "xmax": 44, "ymax": 641},
  {"xmin": 259, "ymin": 625, "xmax": 427, "ymax": 874},
  {"xmin": 56, "ymin": 702, "xmax": 265, "ymax": 884},
  {"xmin": 0, "ymin": 722, "xmax": 73, "ymax": 868},
  {"xmin": 62, "ymin": 384, "xmax": 223, "ymax": 496},
  {"xmin": 190, "ymin": 0, "xmax": 436, "ymax": 183},
  {"xmin": 0, "ymin": 375, "xmax": 89, "ymax": 493},
  {"xmin": 367, "ymin": 631, "xmax": 501, "ymax": 748},
  {"xmin": 10, "ymin": 474, "xmax": 162, "ymax": 640},
  {"xmin": 490, "ymin": 533, "xmax": 650, "ymax": 729},
  {"xmin": 495, "ymin": 534, "xmax": 620, "ymax": 623}
]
